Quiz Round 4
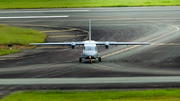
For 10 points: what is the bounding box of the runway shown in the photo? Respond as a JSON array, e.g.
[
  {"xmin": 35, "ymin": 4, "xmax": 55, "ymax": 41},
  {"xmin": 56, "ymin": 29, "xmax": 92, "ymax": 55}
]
[
  {"xmin": 0, "ymin": 7, "xmax": 180, "ymax": 88},
  {"xmin": 1, "ymin": 76, "xmax": 180, "ymax": 85}
]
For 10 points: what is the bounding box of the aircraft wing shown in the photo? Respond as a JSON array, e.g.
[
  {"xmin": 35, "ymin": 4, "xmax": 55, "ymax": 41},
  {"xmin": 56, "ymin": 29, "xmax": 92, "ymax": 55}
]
[
  {"xmin": 95, "ymin": 41, "xmax": 150, "ymax": 45},
  {"xmin": 30, "ymin": 42, "xmax": 85, "ymax": 46},
  {"xmin": 30, "ymin": 42, "xmax": 85, "ymax": 49},
  {"xmin": 30, "ymin": 42, "xmax": 71, "ymax": 46},
  {"xmin": 30, "ymin": 41, "xmax": 150, "ymax": 49},
  {"xmin": 95, "ymin": 41, "xmax": 150, "ymax": 48}
]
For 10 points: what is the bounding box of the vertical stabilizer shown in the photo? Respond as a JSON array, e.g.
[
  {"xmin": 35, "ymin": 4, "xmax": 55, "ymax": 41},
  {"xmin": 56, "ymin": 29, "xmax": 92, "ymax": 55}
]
[{"xmin": 89, "ymin": 19, "xmax": 91, "ymax": 42}]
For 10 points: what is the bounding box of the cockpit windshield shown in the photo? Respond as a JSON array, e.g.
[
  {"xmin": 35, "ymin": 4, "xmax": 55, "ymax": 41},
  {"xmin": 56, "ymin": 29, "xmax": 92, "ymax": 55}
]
[{"xmin": 84, "ymin": 46, "xmax": 97, "ymax": 51}]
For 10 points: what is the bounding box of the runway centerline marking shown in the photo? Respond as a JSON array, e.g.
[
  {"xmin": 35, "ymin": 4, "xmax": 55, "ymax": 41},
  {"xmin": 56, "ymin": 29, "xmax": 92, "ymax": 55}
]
[
  {"xmin": 0, "ymin": 16, "xmax": 69, "ymax": 19},
  {"xmin": 101, "ymin": 45, "xmax": 140, "ymax": 58}
]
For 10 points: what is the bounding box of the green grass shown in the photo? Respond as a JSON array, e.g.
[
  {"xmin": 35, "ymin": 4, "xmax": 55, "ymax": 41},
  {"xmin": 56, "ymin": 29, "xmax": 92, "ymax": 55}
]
[
  {"xmin": 0, "ymin": 24, "xmax": 46, "ymax": 56},
  {"xmin": 1, "ymin": 89, "xmax": 180, "ymax": 101},
  {"xmin": 0, "ymin": 0, "xmax": 180, "ymax": 9},
  {"xmin": 0, "ymin": 49, "xmax": 20, "ymax": 56},
  {"xmin": 0, "ymin": 25, "xmax": 46, "ymax": 46}
]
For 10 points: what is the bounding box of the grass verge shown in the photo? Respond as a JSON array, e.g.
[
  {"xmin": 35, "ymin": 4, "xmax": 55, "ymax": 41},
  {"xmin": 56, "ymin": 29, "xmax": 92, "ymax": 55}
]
[
  {"xmin": 0, "ymin": 49, "xmax": 20, "ymax": 56},
  {"xmin": 1, "ymin": 89, "xmax": 180, "ymax": 101},
  {"xmin": 0, "ymin": 24, "xmax": 46, "ymax": 56},
  {"xmin": 0, "ymin": 0, "xmax": 180, "ymax": 9}
]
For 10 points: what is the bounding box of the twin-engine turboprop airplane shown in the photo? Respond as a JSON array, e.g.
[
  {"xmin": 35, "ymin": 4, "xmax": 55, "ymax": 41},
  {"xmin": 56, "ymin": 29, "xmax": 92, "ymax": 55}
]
[{"xmin": 30, "ymin": 20, "xmax": 150, "ymax": 63}]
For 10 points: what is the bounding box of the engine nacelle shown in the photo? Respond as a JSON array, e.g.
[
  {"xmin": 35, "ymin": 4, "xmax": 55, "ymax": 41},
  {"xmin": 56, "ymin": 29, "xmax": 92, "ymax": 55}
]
[
  {"xmin": 104, "ymin": 42, "xmax": 109, "ymax": 49},
  {"xmin": 71, "ymin": 42, "xmax": 76, "ymax": 49}
]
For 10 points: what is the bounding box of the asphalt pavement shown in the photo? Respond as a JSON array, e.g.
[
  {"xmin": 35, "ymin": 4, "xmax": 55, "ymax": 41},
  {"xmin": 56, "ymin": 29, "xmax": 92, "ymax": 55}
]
[{"xmin": 0, "ymin": 7, "xmax": 180, "ymax": 88}]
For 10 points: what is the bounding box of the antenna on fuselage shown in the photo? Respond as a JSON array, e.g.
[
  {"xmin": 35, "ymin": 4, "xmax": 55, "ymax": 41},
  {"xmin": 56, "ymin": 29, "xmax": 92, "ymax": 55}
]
[{"xmin": 89, "ymin": 19, "xmax": 91, "ymax": 42}]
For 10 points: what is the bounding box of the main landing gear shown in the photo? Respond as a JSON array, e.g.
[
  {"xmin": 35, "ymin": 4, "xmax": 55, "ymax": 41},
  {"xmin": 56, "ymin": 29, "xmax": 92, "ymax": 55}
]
[
  {"xmin": 79, "ymin": 57, "xmax": 82, "ymax": 62},
  {"xmin": 79, "ymin": 57, "xmax": 102, "ymax": 64},
  {"xmin": 89, "ymin": 57, "xmax": 101, "ymax": 64},
  {"xmin": 98, "ymin": 57, "xmax": 101, "ymax": 62}
]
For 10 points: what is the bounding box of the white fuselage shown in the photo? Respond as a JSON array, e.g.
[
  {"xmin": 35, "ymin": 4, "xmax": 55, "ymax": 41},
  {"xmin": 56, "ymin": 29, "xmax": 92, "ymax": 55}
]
[{"xmin": 81, "ymin": 41, "xmax": 99, "ymax": 59}]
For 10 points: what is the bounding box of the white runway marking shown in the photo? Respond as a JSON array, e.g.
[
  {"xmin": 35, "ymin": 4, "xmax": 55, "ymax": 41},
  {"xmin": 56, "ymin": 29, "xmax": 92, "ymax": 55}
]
[
  {"xmin": 0, "ymin": 16, "xmax": 69, "ymax": 19},
  {"xmin": 0, "ymin": 76, "xmax": 180, "ymax": 85},
  {"xmin": 0, "ymin": 10, "xmax": 89, "ymax": 13}
]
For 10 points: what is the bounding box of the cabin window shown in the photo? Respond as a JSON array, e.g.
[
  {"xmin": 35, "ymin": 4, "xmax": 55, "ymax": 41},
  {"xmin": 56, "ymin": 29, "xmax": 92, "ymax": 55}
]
[{"xmin": 85, "ymin": 46, "xmax": 96, "ymax": 51}]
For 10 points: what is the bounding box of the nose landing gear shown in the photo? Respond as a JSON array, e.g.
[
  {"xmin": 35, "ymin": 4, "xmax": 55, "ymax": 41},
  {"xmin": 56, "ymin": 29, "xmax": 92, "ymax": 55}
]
[
  {"xmin": 98, "ymin": 57, "xmax": 101, "ymax": 62},
  {"xmin": 79, "ymin": 55, "xmax": 101, "ymax": 64},
  {"xmin": 79, "ymin": 57, "xmax": 82, "ymax": 62},
  {"xmin": 89, "ymin": 60, "xmax": 92, "ymax": 64},
  {"xmin": 89, "ymin": 56, "xmax": 92, "ymax": 64}
]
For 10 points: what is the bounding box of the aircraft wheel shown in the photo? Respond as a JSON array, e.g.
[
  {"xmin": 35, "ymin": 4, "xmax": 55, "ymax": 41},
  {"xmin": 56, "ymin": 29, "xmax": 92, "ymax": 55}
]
[
  {"xmin": 98, "ymin": 57, "xmax": 101, "ymax": 62},
  {"xmin": 89, "ymin": 60, "xmax": 92, "ymax": 64},
  {"xmin": 79, "ymin": 57, "xmax": 82, "ymax": 62}
]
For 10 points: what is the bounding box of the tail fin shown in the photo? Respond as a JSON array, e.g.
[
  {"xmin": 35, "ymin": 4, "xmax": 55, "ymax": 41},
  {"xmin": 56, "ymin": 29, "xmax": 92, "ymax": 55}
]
[{"xmin": 89, "ymin": 19, "xmax": 91, "ymax": 42}]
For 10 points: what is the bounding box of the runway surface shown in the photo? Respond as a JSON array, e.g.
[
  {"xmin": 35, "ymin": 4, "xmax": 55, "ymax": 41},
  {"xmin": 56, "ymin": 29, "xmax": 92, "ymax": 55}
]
[
  {"xmin": 0, "ymin": 7, "xmax": 180, "ymax": 94},
  {"xmin": 1, "ymin": 76, "xmax": 180, "ymax": 85}
]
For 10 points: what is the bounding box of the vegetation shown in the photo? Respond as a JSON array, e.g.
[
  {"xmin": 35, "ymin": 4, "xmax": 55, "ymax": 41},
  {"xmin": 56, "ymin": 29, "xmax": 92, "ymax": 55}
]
[
  {"xmin": 0, "ymin": 24, "xmax": 46, "ymax": 56},
  {"xmin": 1, "ymin": 89, "xmax": 180, "ymax": 101},
  {"xmin": 0, "ymin": 49, "xmax": 20, "ymax": 56},
  {"xmin": 0, "ymin": 25, "xmax": 46, "ymax": 45},
  {"xmin": 0, "ymin": 0, "xmax": 180, "ymax": 9}
]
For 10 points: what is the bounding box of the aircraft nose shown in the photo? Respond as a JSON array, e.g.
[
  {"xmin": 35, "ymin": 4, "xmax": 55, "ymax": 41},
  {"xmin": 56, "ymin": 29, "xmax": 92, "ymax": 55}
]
[{"xmin": 84, "ymin": 51, "xmax": 97, "ymax": 56}]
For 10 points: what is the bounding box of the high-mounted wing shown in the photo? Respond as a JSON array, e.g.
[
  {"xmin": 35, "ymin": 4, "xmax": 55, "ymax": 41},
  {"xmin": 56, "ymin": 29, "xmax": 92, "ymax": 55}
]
[
  {"xmin": 30, "ymin": 20, "xmax": 150, "ymax": 49},
  {"xmin": 95, "ymin": 41, "xmax": 150, "ymax": 49},
  {"xmin": 30, "ymin": 42, "xmax": 85, "ymax": 49}
]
